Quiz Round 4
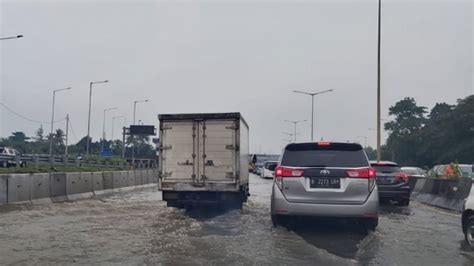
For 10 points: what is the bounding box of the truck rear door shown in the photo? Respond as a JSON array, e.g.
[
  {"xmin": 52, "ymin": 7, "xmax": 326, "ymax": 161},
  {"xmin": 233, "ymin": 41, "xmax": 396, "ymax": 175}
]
[
  {"xmin": 160, "ymin": 119, "xmax": 238, "ymax": 185},
  {"xmin": 160, "ymin": 121, "xmax": 196, "ymax": 183},
  {"xmin": 199, "ymin": 119, "xmax": 238, "ymax": 183}
]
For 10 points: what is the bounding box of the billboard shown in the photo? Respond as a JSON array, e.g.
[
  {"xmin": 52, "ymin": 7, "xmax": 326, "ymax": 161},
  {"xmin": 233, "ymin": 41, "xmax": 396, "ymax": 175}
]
[{"xmin": 129, "ymin": 125, "xmax": 156, "ymax": 135}]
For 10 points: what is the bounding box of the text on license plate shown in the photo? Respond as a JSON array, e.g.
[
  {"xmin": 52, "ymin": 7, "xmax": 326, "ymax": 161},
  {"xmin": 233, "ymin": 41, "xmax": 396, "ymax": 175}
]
[{"xmin": 310, "ymin": 178, "xmax": 340, "ymax": 188}]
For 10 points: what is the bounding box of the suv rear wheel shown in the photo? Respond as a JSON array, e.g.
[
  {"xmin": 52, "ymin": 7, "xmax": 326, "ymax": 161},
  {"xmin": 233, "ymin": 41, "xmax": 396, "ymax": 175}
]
[
  {"xmin": 398, "ymin": 199, "xmax": 410, "ymax": 206},
  {"xmin": 362, "ymin": 218, "xmax": 378, "ymax": 231}
]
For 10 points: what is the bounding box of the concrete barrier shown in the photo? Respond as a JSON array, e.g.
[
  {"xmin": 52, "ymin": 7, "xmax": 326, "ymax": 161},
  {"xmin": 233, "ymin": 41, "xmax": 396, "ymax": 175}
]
[
  {"xmin": 51, "ymin": 173, "xmax": 67, "ymax": 202},
  {"xmin": 141, "ymin": 170, "xmax": 148, "ymax": 184},
  {"xmin": 30, "ymin": 173, "xmax": 51, "ymax": 203},
  {"xmin": 412, "ymin": 178, "xmax": 472, "ymax": 212},
  {"xmin": 148, "ymin": 169, "xmax": 158, "ymax": 183},
  {"xmin": 2, "ymin": 170, "xmax": 157, "ymax": 205},
  {"xmin": 134, "ymin": 170, "xmax": 142, "ymax": 186},
  {"xmin": 66, "ymin": 172, "xmax": 93, "ymax": 200},
  {"xmin": 127, "ymin": 171, "xmax": 136, "ymax": 187},
  {"xmin": 0, "ymin": 175, "xmax": 7, "ymax": 204},
  {"xmin": 103, "ymin": 171, "xmax": 114, "ymax": 190},
  {"xmin": 112, "ymin": 171, "xmax": 126, "ymax": 188},
  {"xmin": 7, "ymin": 174, "xmax": 31, "ymax": 203},
  {"xmin": 92, "ymin": 172, "xmax": 104, "ymax": 194}
]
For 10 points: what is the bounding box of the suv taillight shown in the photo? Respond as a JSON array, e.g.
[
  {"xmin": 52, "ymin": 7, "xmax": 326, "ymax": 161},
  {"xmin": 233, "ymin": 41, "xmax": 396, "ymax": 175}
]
[
  {"xmin": 395, "ymin": 172, "xmax": 409, "ymax": 183},
  {"xmin": 275, "ymin": 166, "xmax": 304, "ymax": 178},
  {"xmin": 275, "ymin": 166, "xmax": 304, "ymax": 189},
  {"xmin": 345, "ymin": 168, "xmax": 376, "ymax": 179},
  {"xmin": 345, "ymin": 167, "xmax": 377, "ymax": 192}
]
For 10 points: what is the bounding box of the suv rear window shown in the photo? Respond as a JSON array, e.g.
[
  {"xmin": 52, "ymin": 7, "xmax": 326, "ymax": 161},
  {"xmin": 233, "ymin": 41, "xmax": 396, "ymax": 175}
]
[
  {"xmin": 372, "ymin": 165, "xmax": 401, "ymax": 173},
  {"xmin": 281, "ymin": 143, "xmax": 369, "ymax": 168}
]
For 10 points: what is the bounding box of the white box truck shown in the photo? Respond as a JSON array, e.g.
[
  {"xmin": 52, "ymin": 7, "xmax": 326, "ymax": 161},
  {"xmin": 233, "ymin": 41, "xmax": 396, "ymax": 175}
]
[{"xmin": 158, "ymin": 113, "xmax": 249, "ymax": 209}]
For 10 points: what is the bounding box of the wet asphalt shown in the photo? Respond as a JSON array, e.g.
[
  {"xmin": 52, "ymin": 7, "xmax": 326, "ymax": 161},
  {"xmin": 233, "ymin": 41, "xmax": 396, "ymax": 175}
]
[{"xmin": 0, "ymin": 174, "xmax": 473, "ymax": 265}]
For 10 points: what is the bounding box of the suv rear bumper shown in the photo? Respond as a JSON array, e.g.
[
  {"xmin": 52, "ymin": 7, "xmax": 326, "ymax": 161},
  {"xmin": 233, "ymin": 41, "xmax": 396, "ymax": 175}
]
[
  {"xmin": 378, "ymin": 183, "xmax": 410, "ymax": 200},
  {"xmin": 271, "ymin": 184, "xmax": 379, "ymax": 218}
]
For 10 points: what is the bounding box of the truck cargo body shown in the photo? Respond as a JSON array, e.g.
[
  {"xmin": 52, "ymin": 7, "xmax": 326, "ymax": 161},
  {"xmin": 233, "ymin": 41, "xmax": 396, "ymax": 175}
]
[{"xmin": 158, "ymin": 113, "xmax": 249, "ymax": 208}]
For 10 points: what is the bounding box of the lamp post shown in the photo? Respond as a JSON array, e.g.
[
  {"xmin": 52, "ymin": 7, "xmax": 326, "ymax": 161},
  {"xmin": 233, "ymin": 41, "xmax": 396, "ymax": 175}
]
[
  {"xmin": 0, "ymin": 35, "xmax": 23, "ymax": 41},
  {"xmin": 357, "ymin": 136, "xmax": 368, "ymax": 148},
  {"xmin": 376, "ymin": 0, "xmax": 382, "ymax": 162},
  {"xmin": 133, "ymin": 100, "xmax": 149, "ymax": 125},
  {"xmin": 132, "ymin": 100, "xmax": 149, "ymax": 165},
  {"xmin": 111, "ymin": 115, "xmax": 125, "ymax": 141},
  {"xmin": 293, "ymin": 89, "xmax": 333, "ymax": 141},
  {"xmin": 282, "ymin": 132, "xmax": 294, "ymax": 143},
  {"xmin": 101, "ymin": 107, "xmax": 118, "ymax": 152},
  {"xmin": 86, "ymin": 80, "xmax": 109, "ymax": 156},
  {"xmin": 284, "ymin": 120, "xmax": 306, "ymax": 142},
  {"xmin": 49, "ymin": 87, "xmax": 71, "ymax": 158}
]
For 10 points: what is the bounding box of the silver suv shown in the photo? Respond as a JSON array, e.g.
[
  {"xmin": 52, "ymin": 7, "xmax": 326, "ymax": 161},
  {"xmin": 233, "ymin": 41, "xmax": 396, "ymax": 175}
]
[{"xmin": 271, "ymin": 142, "xmax": 379, "ymax": 230}]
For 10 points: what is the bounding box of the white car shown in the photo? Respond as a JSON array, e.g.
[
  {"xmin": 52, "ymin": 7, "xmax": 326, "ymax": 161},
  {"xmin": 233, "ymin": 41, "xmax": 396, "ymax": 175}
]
[
  {"xmin": 462, "ymin": 185, "xmax": 474, "ymax": 246},
  {"xmin": 261, "ymin": 161, "xmax": 277, "ymax": 179}
]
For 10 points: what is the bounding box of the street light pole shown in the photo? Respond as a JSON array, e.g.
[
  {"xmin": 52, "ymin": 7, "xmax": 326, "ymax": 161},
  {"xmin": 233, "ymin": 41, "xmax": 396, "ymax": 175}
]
[
  {"xmin": 293, "ymin": 89, "xmax": 334, "ymax": 141},
  {"xmin": 0, "ymin": 35, "xmax": 23, "ymax": 41},
  {"xmin": 102, "ymin": 107, "xmax": 118, "ymax": 152},
  {"xmin": 357, "ymin": 136, "xmax": 368, "ymax": 148},
  {"xmin": 376, "ymin": 0, "xmax": 382, "ymax": 162},
  {"xmin": 111, "ymin": 115, "xmax": 125, "ymax": 141},
  {"xmin": 282, "ymin": 132, "xmax": 294, "ymax": 143},
  {"xmin": 86, "ymin": 80, "xmax": 109, "ymax": 156},
  {"xmin": 284, "ymin": 120, "xmax": 306, "ymax": 142},
  {"xmin": 49, "ymin": 87, "xmax": 71, "ymax": 159},
  {"xmin": 132, "ymin": 100, "xmax": 149, "ymax": 166}
]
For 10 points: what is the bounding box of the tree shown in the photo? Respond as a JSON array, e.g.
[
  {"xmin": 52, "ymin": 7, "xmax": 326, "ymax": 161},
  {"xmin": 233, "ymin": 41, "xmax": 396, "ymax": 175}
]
[
  {"xmin": 384, "ymin": 98, "xmax": 427, "ymax": 166},
  {"xmin": 8, "ymin": 131, "xmax": 29, "ymax": 142},
  {"xmin": 54, "ymin": 129, "xmax": 65, "ymax": 146},
  {"xmin": 384, "ymin": 97, "xmax": 427, "ymax": 137},
  {"xmin": 35, "ymin": 125, "xmax": 45, "ymax": 143}
]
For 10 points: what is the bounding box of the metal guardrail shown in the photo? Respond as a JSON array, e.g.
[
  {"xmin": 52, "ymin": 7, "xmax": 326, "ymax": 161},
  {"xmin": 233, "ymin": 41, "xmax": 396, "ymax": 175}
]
[{"xmin": 0, "ymin": 154, "xmax": 157, "ymax": 169}]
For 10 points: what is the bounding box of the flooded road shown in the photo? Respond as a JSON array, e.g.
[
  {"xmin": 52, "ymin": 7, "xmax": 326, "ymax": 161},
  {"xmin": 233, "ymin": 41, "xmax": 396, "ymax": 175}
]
[{"xmin": 0, "ymin": 174, "xmax": 473, "ymax": 265}]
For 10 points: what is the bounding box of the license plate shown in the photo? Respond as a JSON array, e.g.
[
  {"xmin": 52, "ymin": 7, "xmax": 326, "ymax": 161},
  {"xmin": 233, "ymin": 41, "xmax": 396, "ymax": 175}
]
[{"xmin": 310, "ymin": 177, "xmax": 340, "ymax": 188}]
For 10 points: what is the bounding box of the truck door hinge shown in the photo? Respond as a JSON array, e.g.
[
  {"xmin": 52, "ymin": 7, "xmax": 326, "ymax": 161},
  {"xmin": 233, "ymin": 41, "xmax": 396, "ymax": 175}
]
[
  {"xmin": 161, "ymin": 172, "xmax": 172, "ymax": 178},
  {"xmin": 177, "ymin": 160, "xmax": 193, "ymax": 166},
  {"xmin": 159, "ymin": 145, "xmax": 172, "ymax": 151},
  {"xmin": 226, "ymin": 145, "xmax": 239, "ymax": 151},
  {"xmin": 226, "ymin": 172, "xmax": 238, "ymax": 178}
]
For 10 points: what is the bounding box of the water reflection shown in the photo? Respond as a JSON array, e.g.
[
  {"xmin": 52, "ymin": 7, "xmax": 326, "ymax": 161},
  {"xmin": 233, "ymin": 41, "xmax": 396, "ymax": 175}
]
[{"xmin": 281, "ymin": 217, "xmax": 374, "ymax": 259}]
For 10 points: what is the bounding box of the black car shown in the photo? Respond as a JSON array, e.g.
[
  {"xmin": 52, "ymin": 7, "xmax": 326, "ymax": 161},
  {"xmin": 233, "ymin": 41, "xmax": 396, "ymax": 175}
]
[{"xmin": 370, "ymin": 161, "xmax": 410, "ymax": 206}]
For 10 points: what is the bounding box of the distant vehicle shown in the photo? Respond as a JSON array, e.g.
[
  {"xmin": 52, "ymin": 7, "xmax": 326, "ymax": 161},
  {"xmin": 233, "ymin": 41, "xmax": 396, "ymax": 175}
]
[
  {"xmin": 255, "ymin": 163, "xmax": 263, "ymax": 175},
  {"xmin": 261, "ymin": 161, "xmax": 278, "ymax": 179},
  {"xmin": 429, "ymin": 164, "xmax": 473, "ymax": 178},
  {"xmin": 458, "ymin": 164, "xmax": 474, "ymax": 178},
  {"xmin": 0, "ymin": 147, "xmax": 25, "ymax": 168},
  {"xmin": 401, "ymin": 167, "xmax": 427, "ymax": 178},
  {"xmin": 371, "ymin": 161, "xmax": 410, "ymax": 206},
  {"xmin": 462, "ymin": 185, "xmax": 474, "ymax": 247},
  {"xmin": 158, "ymin": 113, "xmax": 250, "ymax": 209},
  {"xmin": 271, "ymin": 142, "xmax": 379, "ymax": 231},
  {"xmin": 428, "ymin": 164, "xmax": 445, "ymax": 177}
]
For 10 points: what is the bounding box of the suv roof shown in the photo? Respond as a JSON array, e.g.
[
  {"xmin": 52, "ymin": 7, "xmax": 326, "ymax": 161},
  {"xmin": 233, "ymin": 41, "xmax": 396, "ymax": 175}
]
[{"xmin": 370, "ymin": 161, "xmax": 399, "ymax": 167}]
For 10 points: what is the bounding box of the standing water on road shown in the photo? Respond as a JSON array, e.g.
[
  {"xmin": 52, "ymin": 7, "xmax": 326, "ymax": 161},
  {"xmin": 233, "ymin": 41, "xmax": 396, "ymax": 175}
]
[{"xmin": 0, "ymin": 174, "xmax": 472, "ymax": 265}]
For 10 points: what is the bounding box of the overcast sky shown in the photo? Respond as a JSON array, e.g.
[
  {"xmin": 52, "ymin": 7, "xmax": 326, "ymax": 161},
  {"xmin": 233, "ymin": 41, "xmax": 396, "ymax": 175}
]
[{"xmin": 1, "ymin": 0, "xmax": 472, "ymax": 154}]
